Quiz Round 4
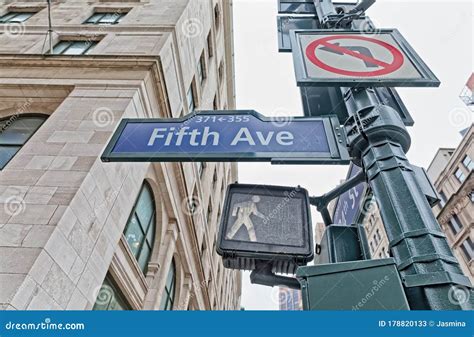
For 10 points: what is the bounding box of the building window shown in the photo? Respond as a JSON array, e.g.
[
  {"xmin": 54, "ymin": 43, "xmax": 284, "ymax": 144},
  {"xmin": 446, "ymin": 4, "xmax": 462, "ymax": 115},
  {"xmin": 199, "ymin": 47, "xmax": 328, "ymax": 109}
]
[
  {"xmin": 369, "ymin": 241, "xmax": 374, "ymax": 252},
  {"xmin": 159, "ymin": 260, "xmax": 176, "ymax": 310},
  {"xmin": 187, "ymin": 83, "xmax": 196, "ymax": 113},
  {"xmin": 368, "ymin": 215, "xmax": 375, "ymax": 228},
  {"xmin": 213, "ymin": 95, "xmax": 218, "ymax": 110},
  {"xmin": 212, "ymin": 169, "xmax": 218, "ymax": 190},
  {"xmin": 197, "ymin": 161, "xmax": 206, "ymax": 177},
  {"xmin": 373, "ymin": 234, "xmax": 379, "ymax": 247},
  {"xmin": 0, "ymin": 12, "xmax": 35, "ymax": 23},
  {"xmin": 123, "ymin": 182, "xmax": 156, "ymax": 274},
  {"xmin": 207, "ymin": 31, "xmax": 213, "ymax": 58},
  {"xmin": 460, "ymin": 237, "xmax": 473, "ymax": 262},
  {"xmin": 375, "ymin": 229, "xmax": 381, "ymax": 241},
  {"xmin": 439, "ymin": 190, "xmax": 447, "ymax": 207},
  {"xmin": 85, "ymin": 12, "xmax": 126, "ymax": 25},
  {"xmin": 447, "ymin": 214, "xmax": 463, "ymax": 236},
  {"xmin": 218, "ymin": 60, "xmax": 224, "ymax": 87},
  {"xmin": 53, "ymin": 41, "xmax": 97, "ymax": 55},
  {"xmin": 462, "ymin": 155, "xmax": 473, "ymax": 171},
  {"xmin": 214, "ymin": 3, "xmax": 221, "ymax": 31},
  {"xmin": 454, "ymin": 167, "xmax": 466, "ymax": 184},
  {"xmin": 0, "ymin": 115, "xmax": 46, "ymax": 170},
  {"xmin": 93, "ymin": 274, "xmax": 131, "ymax": 310},
  {"xmin": 207, "ymin": 199, "xmax": 213, "ymax": 223},
  {"xmin": 197, "ymin": 52, "xmax": 206, "ymax": 85}
]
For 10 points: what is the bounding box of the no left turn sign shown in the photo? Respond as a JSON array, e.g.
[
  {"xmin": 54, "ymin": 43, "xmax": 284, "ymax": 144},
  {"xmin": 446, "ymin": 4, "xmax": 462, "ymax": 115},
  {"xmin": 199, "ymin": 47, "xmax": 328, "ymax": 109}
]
[
  {"xmin": 291, "ymin": 29, "xmax": 440, "ymax": 87},
  {"xmin": 305, "ymin": 35, "xmax": 405, "ymax": 77}
]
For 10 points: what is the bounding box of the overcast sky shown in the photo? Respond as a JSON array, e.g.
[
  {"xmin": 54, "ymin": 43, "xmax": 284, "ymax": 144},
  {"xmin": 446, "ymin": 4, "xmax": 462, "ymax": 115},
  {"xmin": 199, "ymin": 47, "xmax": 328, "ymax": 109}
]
[{"xmin": 232, "ymin": 0, "xmax": 473, "ymax": 310}]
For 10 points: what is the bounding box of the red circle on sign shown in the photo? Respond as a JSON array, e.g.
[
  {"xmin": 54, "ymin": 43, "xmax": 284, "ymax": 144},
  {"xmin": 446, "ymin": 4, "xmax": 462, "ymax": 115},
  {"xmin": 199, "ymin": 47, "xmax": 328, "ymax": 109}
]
[{"xmin": 305, "ymin": 35, "xmax": 405, "ymax": 77}]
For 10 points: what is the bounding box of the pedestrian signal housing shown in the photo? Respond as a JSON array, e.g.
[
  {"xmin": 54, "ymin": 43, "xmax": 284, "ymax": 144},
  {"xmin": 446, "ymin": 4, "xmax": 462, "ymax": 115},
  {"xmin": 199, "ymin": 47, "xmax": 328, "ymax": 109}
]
[{"xmin": 217, "ymin": 184, "xmax": 314, "ymax": 274}]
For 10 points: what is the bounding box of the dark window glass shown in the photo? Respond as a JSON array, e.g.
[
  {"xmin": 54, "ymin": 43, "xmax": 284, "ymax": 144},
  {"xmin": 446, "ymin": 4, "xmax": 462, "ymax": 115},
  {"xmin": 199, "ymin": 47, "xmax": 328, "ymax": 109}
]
[
  {"xmin": 85, "ymin": 12, "xmax": 126, "ymax": 25},
  {"xmin": 214, "ymin": 4, "xmax": 221, "ymax": 31},
  {"xmin": 159, "ymin": 260, "xmax": 176, "ymax": 310},
  {"xmin": 123, "ymin": 183, "xmax": 156, "ymax": 274},
  {"xmin": 0, "ymin": 12, "xmax": 35, "ymax": 23},
  {"xmin": 93, "ymin": 274, "xmax": 131, "ymax": 310},
  {"xmin": 376, "ymin": 229, "xmax": 381, "ymax": 241},
  {"xmin": 454, "ymin": 168, "xmax": 466, "ymax": 183},
  {"xmin": 448, "ymin": 214, "xmax": 463, "ymax": 235},
  {"xmin": 53, "ymin": 41, "xmax": 97, "ymax": 55},
  {"xmin": 439, "ymin": 190, "xmax": 447, "ymax": 207},
  {"xmin": 218, "ymin": 60, "xmax": 224, "ymax": 85},
  {"xmin": 460, "ymin": 237, "xmax": 473, "ymax": 262},
  {"xmin": 197, "ymin": 53, "xmax": 206, "ymax": 84},
  {"xmin": 187, "ymin": 84, "xmax": 195, "ymax": 113},
  {"xmin": 207, "ymin": 32, "xmax": 213, "ymax": 58},
  {"xmin": 0, "ymin": 116, "xmax": 46, "ymax": 170},
  {"xmin": 462, "ymin": 155, "xmax": 473, "ymax": 171}
]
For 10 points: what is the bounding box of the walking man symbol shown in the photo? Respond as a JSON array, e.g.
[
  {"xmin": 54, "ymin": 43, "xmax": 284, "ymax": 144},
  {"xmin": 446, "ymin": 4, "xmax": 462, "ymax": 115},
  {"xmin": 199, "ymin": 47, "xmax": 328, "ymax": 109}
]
[{"xmin": 226, "ymin": 196, "xmax": 267, "ymax": 242}]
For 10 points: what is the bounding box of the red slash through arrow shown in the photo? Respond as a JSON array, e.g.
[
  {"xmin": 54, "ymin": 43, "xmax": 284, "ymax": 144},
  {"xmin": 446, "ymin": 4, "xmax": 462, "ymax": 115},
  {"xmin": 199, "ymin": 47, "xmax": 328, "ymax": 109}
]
[{"xmin": 305, "ymin": 35, "xmax": 405, "ymax": 77}]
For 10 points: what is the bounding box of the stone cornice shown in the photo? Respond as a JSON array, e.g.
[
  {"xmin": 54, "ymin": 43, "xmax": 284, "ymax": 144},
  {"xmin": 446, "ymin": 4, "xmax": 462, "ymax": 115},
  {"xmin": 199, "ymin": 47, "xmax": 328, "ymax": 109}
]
[{"xmin": 0, "ymin": 54, "xmax": 161, "ymax": 68}]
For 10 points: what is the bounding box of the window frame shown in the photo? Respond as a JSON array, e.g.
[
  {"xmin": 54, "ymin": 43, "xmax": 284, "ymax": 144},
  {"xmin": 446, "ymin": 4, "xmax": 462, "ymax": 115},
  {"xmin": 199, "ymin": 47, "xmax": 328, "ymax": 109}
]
[
  {"xmin": 123, "ymin": 182, "xmax": 156, "ymax": 275},
  {"xmin": 52, "ymin": 40, "xmax": 98, "ymax": 55},
  {"xmin": 439, "ymin": 190, "xmax": 447, "ymax": 207},
  {"xmin": 447, "ymin": 214, "xmax": 463, "ymax": 236},
  {"xmin": 207, "ymin": 31, "xmax": 214, "ymax": 58},
  {"xmin": 187, "ymin": 81, "xmax": 196, "ymax": 113},
  {"xmin": 93, "ymin": 274, "xmax": 132, "ymax": 310},
  {"xmin": 460, "ymin": 237, "xmax": 473, "ymax": 262},
  {"xmin": 214, "ymin": 3, "xmax": 221, "ymax": 31},
  {"xmin": 84, "ymin": 12, "xmax": 126, "ymax": 25},
  {"xmin": 454, "ymin": 167, "xmax": 466, "ymax": 184},
  {"xmin": 218, "ymin": 60, "xmax": 224, "ymax": 86},
  {"xmin": 462, "ymin": 155, "xmax": 473, "ymax": 171},
  {"xmin": 0, "ymin": 11, "xmax": 36, "ymax": 23},
  {"xmin": 0, "ymin": 114, "xmax": 47, "ymax": 170},
  {"xmin": 159, "ymin": 260, "xmax": 176, "ymax": 310},
  {"xmin": 197, "ymin": 51, "xmax": 207, "ymax": 85}
]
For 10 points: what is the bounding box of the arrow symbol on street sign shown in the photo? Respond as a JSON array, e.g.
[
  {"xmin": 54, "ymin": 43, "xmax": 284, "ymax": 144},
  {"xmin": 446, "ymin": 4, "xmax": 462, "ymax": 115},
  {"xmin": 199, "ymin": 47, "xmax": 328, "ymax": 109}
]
[{"xmin": 319, "ymin": 43, "xmax": 380, "ymax": 68}]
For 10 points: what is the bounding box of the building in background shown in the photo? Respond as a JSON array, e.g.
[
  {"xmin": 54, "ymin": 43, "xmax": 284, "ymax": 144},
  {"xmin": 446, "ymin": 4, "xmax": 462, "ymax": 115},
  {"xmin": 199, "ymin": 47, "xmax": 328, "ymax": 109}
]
[
  {"xmin": 278, "ymin": 288, "xmax": 302, "ymax": 311},
  {"xmin": 0, "ymin": 0, "xmax": 241, "ymax": 310},
  {"xmin": 427, "ymin": 125, "xmax": 473, "ymax": 283},
  {"xmin": 459, "ymin": 73, "xmax": 474, "ymax": 109},
  {"xmin": 313, "ymin": 222, "xmax": 326, "ymax": 246},
  {"xmin": 361, "ymin": 195, "xmax": 390, "ymax": 260}
]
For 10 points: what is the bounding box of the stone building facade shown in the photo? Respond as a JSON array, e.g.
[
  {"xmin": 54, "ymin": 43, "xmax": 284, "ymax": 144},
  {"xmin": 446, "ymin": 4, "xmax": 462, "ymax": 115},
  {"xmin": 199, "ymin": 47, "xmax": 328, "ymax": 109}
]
[
  {"xmin": 428, "ymin": 125, "xmax": 473, "ymax": 284},
  {"xmin": 0, "ymin": 0, "xmax": 241, "ymax": 310}
]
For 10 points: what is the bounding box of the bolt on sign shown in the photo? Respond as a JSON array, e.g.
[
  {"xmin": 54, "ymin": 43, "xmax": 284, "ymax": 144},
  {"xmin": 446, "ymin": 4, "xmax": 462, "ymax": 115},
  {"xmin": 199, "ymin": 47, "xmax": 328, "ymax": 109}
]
[
  {"xmin": 290, "ymin": 29, "xmax": 440, "ymax": 87},
  {"xmin": 217, "ymin": 184, "xmax": 314, "ymax": 274}
]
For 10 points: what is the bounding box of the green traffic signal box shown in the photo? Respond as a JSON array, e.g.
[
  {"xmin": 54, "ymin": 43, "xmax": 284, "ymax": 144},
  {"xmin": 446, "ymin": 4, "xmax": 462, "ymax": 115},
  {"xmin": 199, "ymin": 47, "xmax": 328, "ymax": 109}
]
[{"xmin": 296, "ymin": 258, "xmax": 410, "ymax": 310}]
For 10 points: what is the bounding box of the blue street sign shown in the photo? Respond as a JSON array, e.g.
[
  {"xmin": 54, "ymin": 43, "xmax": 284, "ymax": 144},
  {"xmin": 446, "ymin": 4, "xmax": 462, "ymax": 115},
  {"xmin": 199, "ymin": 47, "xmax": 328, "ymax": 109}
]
[
  {"xmin": 101, "ymin": 110, "xmax": 350, "ymax": 164},
  {"xmin": 332, "ymin": 163, "xmax": 368, "ymax": 225}
]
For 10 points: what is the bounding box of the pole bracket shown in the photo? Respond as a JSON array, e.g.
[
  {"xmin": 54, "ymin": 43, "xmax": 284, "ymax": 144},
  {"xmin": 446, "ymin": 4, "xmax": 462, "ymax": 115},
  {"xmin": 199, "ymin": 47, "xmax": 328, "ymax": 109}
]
[{"xmin": 250, "ymin": 263, "xmax": 301, "ymax": 290}]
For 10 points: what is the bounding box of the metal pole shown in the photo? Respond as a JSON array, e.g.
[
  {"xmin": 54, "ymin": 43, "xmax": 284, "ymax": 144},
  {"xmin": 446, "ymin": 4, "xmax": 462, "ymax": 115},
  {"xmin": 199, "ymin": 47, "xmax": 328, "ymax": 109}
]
[
  {"xmin": 311, "ymin": 0, "xmax": 473, "ymax": 310},
  {"xmin": 343, "ymin": 87, "xmax": 473, "ymax": 310}
]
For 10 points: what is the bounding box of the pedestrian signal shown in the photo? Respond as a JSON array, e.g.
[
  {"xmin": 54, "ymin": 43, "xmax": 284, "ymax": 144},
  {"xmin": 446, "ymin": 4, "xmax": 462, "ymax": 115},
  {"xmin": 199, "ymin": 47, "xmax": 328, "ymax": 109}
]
[{"xmin": 217, "ymin": 184, "xmax": 314, "ymax": 274}]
